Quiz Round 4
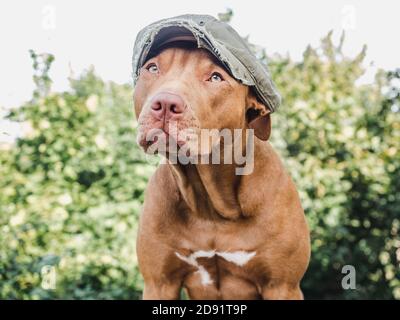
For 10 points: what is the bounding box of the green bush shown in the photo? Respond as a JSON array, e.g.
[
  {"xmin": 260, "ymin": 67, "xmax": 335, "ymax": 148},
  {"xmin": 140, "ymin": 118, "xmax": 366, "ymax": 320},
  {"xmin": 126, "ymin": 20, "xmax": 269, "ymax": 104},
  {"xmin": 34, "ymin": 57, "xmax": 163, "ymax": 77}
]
[
  {"xmin": 268, "ymin": 34, "xmax": 400, "ymax": 299},
  {"xmin": 0, "ymin": 53, "xmax": 155, "ymax": 299},
  {"xmin": 0, "ymin": 34, "xmax": 399, "ymax": 299}
]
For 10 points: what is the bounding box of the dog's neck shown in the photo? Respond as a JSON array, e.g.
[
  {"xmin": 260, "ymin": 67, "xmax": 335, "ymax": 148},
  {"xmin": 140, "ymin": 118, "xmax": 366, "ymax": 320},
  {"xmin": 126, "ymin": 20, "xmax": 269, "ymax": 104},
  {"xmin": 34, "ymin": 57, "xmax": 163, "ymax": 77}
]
[
  {"xmin": 169, "ymin": 161, "xmax": 243, "ymax": 220},
  {"xmin": 168, "ymin": 133, "xmax": 256, "ymax": 220}
]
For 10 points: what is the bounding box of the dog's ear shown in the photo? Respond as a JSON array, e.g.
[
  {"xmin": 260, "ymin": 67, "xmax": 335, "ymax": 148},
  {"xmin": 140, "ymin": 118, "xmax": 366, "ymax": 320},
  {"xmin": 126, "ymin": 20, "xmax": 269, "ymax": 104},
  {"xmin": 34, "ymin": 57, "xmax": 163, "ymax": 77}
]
[{"xmin": 246, "ymin": 92, "xmax": 272, "ymax": 141}]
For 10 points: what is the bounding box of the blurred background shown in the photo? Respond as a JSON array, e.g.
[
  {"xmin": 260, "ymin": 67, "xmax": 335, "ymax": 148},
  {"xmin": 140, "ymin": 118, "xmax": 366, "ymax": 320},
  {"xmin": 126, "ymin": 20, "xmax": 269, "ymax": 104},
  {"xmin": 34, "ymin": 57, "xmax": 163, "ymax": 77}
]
[{"xmin": 0, "ymin": 0, "xmax": 399, "ymax": 299}]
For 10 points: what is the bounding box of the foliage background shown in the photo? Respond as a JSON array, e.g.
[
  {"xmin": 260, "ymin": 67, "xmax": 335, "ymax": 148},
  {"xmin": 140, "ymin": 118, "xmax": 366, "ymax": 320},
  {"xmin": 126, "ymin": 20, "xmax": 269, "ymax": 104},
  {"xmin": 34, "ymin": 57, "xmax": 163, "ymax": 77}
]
[{"xmin": 0, "ymin": 15, "xmax": 399, "ymax": 299}]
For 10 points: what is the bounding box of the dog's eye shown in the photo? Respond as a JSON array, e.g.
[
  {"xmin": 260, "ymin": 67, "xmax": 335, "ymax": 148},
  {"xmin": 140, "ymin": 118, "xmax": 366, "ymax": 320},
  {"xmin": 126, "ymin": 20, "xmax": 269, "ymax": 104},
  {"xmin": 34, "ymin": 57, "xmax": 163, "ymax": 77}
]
[
  {"xmin": 209, "ymin": 72, "xmax": 223, "ymax": 82},
  {"xmin": 146, "ymin": 63, "xmax": 159, "ymax": 74}
]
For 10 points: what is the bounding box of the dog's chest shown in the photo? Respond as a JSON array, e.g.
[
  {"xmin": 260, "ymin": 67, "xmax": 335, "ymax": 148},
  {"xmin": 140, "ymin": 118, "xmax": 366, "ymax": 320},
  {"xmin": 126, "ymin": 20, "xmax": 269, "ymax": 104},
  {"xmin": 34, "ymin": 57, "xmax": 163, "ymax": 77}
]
[
  {"xmin": 169, "ymin": 209, "xmax": 263, "ymax": 296},
  {"xmin": 174, "ymin": 247, "xmax": 260, "ymax": 299},
  {"xmin": 175, "ymin": 248, "xmax": 256, "ymax": 285}
]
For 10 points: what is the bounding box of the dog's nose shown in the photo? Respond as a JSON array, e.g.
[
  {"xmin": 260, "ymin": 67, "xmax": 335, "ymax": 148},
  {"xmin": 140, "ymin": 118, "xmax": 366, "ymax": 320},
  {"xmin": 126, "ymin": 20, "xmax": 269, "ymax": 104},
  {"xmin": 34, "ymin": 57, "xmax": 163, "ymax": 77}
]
[{"xmin": 150, "ymin": 92, "xmax": 185, "ymax": 121}]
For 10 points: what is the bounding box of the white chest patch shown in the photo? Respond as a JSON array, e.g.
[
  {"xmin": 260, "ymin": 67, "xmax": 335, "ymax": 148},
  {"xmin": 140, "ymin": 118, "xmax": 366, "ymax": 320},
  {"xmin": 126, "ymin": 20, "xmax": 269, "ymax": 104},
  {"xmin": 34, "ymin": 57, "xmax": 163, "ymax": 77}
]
[{"xmin": 175, "ymin": 250, "xmax": 256, "ymax": 286}]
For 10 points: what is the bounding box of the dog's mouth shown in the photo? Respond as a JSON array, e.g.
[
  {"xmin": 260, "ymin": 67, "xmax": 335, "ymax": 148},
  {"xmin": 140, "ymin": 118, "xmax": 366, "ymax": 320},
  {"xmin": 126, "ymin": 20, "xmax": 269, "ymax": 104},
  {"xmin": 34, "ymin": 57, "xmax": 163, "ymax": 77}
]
[{"xmin": 137, "ymin": 126, "xmax": 192, "ymax": 154}]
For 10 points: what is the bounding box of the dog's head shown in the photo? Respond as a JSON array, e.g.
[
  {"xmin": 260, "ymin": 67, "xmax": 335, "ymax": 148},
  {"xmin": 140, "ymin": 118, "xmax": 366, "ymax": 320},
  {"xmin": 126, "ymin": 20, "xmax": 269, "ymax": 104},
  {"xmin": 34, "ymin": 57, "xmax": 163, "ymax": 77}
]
[{"xmin": 134, "ymin": 41, "xmax": 272, "ymax": 156}]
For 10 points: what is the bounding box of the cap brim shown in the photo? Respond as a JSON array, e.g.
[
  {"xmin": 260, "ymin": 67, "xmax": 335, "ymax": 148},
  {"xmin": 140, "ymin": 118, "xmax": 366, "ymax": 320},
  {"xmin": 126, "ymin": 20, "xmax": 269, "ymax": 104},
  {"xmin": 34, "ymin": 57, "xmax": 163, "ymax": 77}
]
[{"xmin": 150, "ymin": 26, "xmax": 197, "ymax": 50}]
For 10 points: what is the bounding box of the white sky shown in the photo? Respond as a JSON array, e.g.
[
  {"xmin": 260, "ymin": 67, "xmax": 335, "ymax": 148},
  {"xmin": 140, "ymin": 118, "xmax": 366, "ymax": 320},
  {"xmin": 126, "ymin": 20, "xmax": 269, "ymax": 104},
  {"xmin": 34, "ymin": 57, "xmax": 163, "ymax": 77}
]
[{"xmin": 0, "ymin": 0, "xmax": 399, "ymax": 141}]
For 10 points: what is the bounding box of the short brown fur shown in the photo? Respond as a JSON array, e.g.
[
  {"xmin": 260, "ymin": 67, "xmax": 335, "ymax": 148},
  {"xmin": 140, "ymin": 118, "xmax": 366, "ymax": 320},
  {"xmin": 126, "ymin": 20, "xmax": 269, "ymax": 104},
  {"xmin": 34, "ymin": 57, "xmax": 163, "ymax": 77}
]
[{"xmin": 134, "ymin": 46, "xmax": 310, "ymax": 300}]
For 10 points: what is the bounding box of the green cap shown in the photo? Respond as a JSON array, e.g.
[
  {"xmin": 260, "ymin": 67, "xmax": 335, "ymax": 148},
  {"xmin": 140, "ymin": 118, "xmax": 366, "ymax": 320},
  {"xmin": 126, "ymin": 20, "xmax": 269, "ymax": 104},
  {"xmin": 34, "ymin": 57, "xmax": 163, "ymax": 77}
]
[{"xmin": 132, "ymin": 14, "xmax": 281, "ymax": 112}]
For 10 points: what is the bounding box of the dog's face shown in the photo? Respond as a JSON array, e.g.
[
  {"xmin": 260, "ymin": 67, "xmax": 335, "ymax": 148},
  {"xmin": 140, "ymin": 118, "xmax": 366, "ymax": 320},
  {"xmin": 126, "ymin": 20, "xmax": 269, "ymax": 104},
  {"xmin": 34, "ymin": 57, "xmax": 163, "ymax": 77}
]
[{"xmin": 134, "ymin": 43, "xmax": 270, "ymax": 155}]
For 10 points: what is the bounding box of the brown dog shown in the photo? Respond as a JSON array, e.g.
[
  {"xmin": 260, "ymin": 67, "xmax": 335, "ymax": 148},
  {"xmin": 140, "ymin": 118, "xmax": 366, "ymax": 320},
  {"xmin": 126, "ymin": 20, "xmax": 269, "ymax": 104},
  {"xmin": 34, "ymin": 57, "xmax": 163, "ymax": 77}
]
[{"xmin": 134, "ymin": 43, "xmax": 310, "ymax": 300}]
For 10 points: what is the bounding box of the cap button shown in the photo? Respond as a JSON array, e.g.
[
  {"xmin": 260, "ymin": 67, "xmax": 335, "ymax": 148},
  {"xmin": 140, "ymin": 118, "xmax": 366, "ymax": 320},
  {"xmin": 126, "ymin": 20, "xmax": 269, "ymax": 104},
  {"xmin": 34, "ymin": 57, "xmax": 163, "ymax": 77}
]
[{"xmin": 199, "ymin": 20, "xmax": 205, "ymax": 26}]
